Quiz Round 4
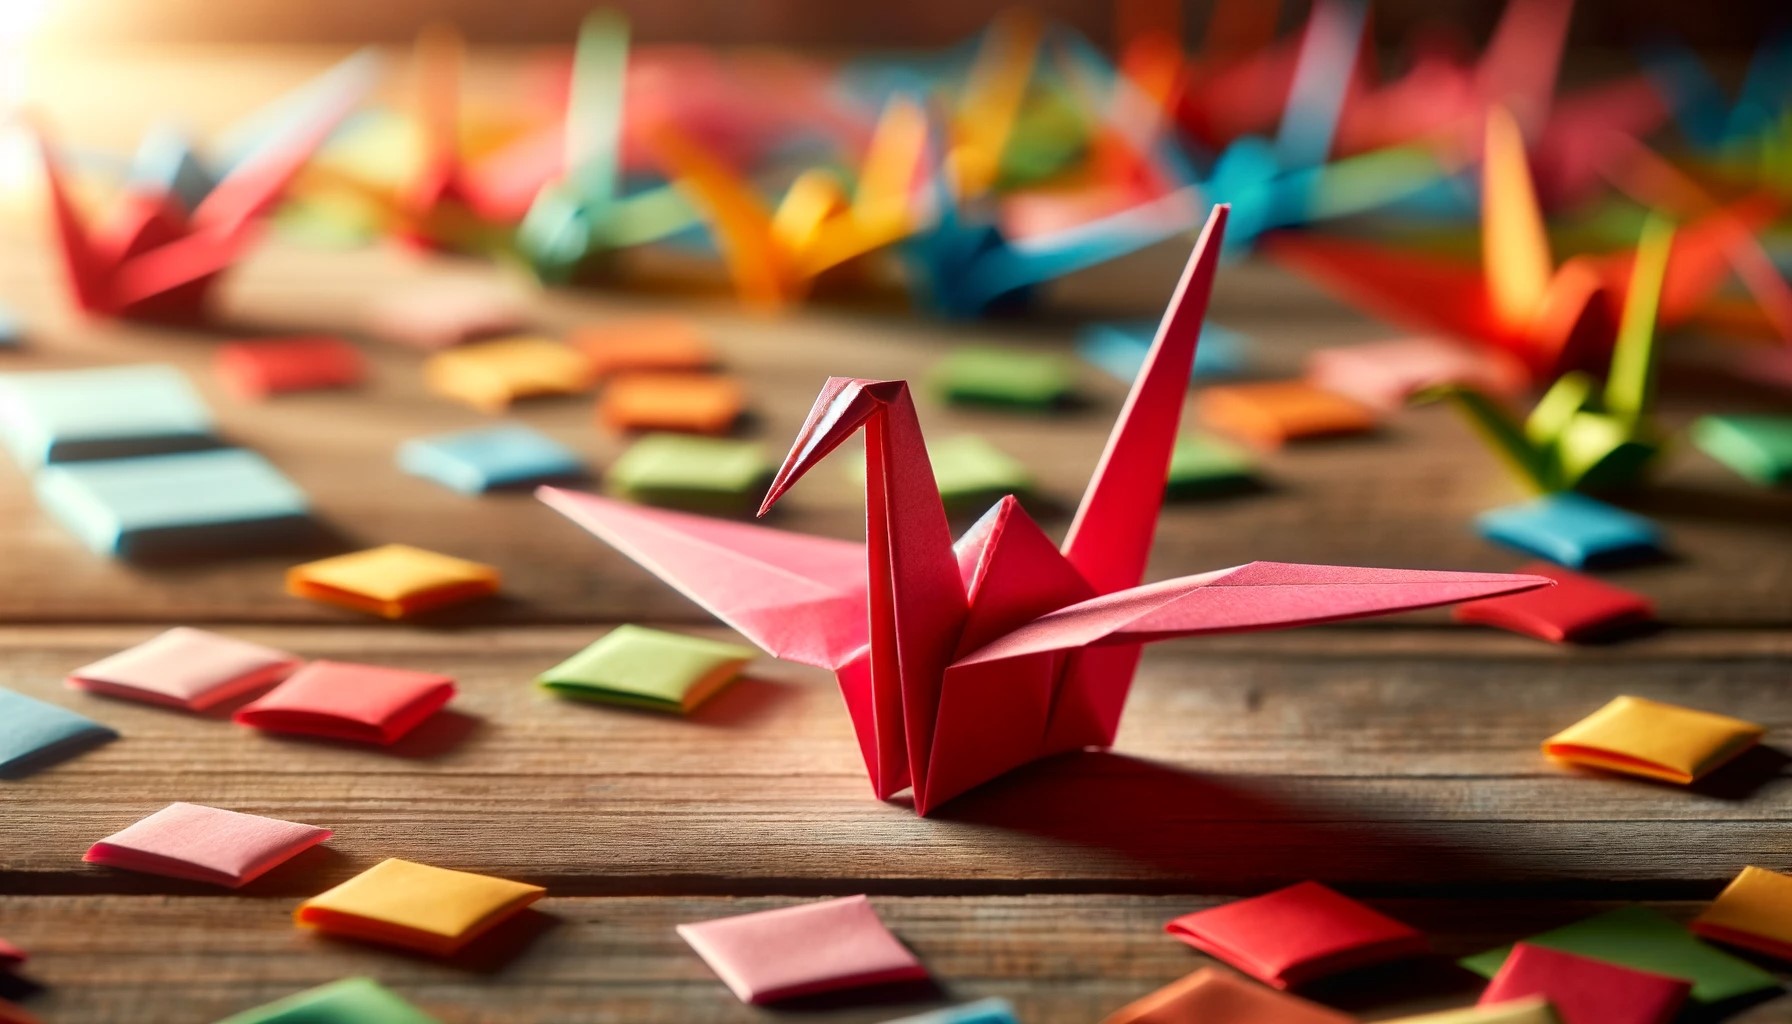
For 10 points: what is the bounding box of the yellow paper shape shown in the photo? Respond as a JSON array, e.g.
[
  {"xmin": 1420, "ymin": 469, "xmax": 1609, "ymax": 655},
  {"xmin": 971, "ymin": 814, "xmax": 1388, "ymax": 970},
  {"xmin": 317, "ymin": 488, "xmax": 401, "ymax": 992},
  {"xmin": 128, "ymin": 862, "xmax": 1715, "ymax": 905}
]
[
  {"xmin": 952, "ymin": 9, "xmax": 1043, "ymax": 197},
  {"xmin": 288, "ymin": 543, "xmax": 499, "ymax": 619},
  {"xmin": 1482, "ymin": 106, "xmax": 1552, "ymax": 331},
  {"xmin": 1544, "ymin": 695, "xmax": 1764, "ymax": 784},
  {"xmin": 425, "ymin": 337, "xmax": 594, "ymax": 413},
  {"xmin": 651, "ymin": 124, "xmax": 795, "ymax": 310},
  {"xmin": 1381, "ymin": 997, "xmax": 1559, "ymax": 1024},
  {"xmin": 296, "ymin": 857, "xmax": 544, "ymax": 955},
  {"xmin": 1694, "ymin": 866, "xmax": 1792, "ymax": 961}
]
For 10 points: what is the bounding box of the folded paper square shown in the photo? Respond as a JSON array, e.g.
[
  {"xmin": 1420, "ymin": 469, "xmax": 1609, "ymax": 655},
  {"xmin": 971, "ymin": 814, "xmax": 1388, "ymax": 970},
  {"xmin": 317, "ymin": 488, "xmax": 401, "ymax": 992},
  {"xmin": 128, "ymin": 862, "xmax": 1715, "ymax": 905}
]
[
  {"xmin": 1460, "ymin": 905, "xmax": 1777, "ymax": 1004},
  {"xmin": 213, "ymin": 977, "xmax": 441, "ymax": 1024},
  {"xmin": 0, "ymin": 365, "xmax": 215, "ymax": 467},
  {"xmin": 847, "ymin": 435, "xmax": 1033, "ymax": 512},
  {"xmin": 1693, "ymin": 865, "xmax": 1792, "ymax": 961},
  {"xmin": 0, "ymin": 305, "xmax": 21, "ymax": 348},
  {"xmin": 235, "ymin": 660, "xmax": 455, "ymax": 744},
  {"xmin": 538, "ymin": 625, "xmax": 755, "ymax": 713},
  {"xmin": 1476, "ymin": 495, "xmax": 1664, "ymax": 569},
  {"xmin": 84, "ymin": 801, "xmax": 330, "ymax": 888},
  {"xmin": 1479, "ymin": 943, "xmax": 1690, "ymax": 1024},
  {"xmin": 35, "ymin": 448, "xmax": 311, "ymax": 559},
  {"xmin": 286, "ymin": 544, "xmax": 499, "ymax": 618},
  {"xmin": 398, "ymin": 423, "xmax": 583, "ymax": 494},
  {"xmin": 933, "ymin": 347, "xmax": 1075, "ymax": 409},
  {"xmin": 295, "ymin": 857, "xmax": 544, "ymax": 956},
  {"xmin": 1167, "ymin": 435, "xmax": 1257, "ymax": 498},
  {"xmin": 677, "ymin": 895, "xmax": 927, "ymax": 1004},
  {"xmin": 67, "ymin": 627, "xmax": 300, "ymax": 710},
  {"xmin": 882, "ymin": 999, "xmax": 1018, "ymax": 1024},
  {"xmin": 1692, "ymin": 415, "xmax": 1792, "ymax": 486},
  {"xmin": 1544, "ymin": 695, "xmax": 1763, "ymax": 784},
  {"xmin": 598, "ymin": 374, "xmax": 745, "ymax": 435},
  {"xmin": 425, "ymin": 337, "xmax": 594, "ymax": 412},
  {"xmin": 606, "ymin": 434, "xmax": 772, "ymax": 513},
  {"xmin": 1164, "ymin": 881, "xmax": 1427, "ymax": 989},
  {"xmin": 365, "ymin": 281, "xmax": 525, "ymax": 350},
  {"xmin": 216, "ymin": 337, "xmax": 365, "ymax": 400},
  {"xmin": 1198, "ymin": 381, "xmax": 1377, "ymax": 447},
  {"xmin": 0, "ymin": 938, "xmax": 25, "ymax": 967},
  {"xmin": 0, "ymin": 687, "xmax": 116, "ymax": 776},
  {"xmin": 1380, "ymin": 999, "xmax": 1558, "ymax": 1024},
  {"xmin": 1305, "ymin": 337, "xmax": 1527, "ymax": 410},
  {"xmin": 574, "ymin": 319, "xmax": 716, "ymax": 378},
  {"xmin": 1452, "ymin": 563, "xmax": 1653, "ymax": 643},
  {"xmin": 1099, "ymin": 967, "xmax": 1353, "ymax": 1024},
  {"xmin": 1079, "ymin": 320, "xmax": 1245, "ymax": 384}
]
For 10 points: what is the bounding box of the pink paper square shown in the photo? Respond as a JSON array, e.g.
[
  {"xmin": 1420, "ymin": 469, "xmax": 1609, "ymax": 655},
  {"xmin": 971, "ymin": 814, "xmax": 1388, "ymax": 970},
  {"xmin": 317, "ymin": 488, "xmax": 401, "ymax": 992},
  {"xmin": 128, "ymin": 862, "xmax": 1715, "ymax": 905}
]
[
  {"xmin": 1164, "ymin": 881, "xmax": 1428, "ymax": 988},
  {"xmin": 0, "ymin": 937, "xmax": 24, "ymax": 967},
  {"xmin": 677, "ymin": 895, "xmax": 928, "ymax": 1004},
  {"xmin": 234, "ymin": 661, "xmax": 455, "ymax": 745},
  {"xmin": 1306, "ymin": 337, "xmax": 1528, "ymax": 410},
  {"xmin": 84, "ymin": 802, "xmax": 331, "ymax": 888},
  {"xmin": 67, "ymin": 627, "xmax": 301, "ymax": 711}
]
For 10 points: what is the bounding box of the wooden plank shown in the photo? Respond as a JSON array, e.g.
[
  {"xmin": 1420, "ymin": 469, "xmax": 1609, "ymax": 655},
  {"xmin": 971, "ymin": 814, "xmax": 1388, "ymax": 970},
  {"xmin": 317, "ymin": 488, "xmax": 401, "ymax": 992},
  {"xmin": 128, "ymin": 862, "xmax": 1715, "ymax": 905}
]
[
  {"xmin": 2, "ymin": 894, "xmax": 1788, "ymax": 1023},
  {"xmin": 3, "ymin": 626, "xmax": 1786, "ymax": 892},
  {"xmin": 0, "ymin": 241, "xmax": 1786, "ymax": 627}
]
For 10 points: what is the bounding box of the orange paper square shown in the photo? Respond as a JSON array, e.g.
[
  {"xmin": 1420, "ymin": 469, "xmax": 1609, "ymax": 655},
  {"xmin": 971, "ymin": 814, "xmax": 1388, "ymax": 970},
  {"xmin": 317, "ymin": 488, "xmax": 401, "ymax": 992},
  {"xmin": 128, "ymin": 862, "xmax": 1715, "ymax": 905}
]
[
  {"xmin": 574, "ymin": 319, "xmax": 716, "ymax": 378},
  {"xmin": 1198, "ymin": 381, "xmax": 1377, "ymax": 448},
  {"xmin": 598, "ymin": 375, "xmax": 745, "ymax": 435}
]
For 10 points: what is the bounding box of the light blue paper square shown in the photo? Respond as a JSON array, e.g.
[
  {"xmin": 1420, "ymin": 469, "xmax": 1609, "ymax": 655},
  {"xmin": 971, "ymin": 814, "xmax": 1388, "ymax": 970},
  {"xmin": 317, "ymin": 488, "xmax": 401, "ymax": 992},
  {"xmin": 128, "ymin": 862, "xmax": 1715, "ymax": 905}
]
[
  {"xmin": 881, "ymin": 999, "xmax": 1017, "ymax": 1024},
  {"xmin": 34, "ymin": 448, "xmax": 311, "ymax": 558},
  {"xmin": 398, "ymin": 422, "xmax": 584, "ymax": 494},
  {"xmin": 1477, "ymin": 494, "xmax": 1664, "ymax": 569},
  {"xmin": 1078, "ymin": 320, "xmax": 1246, "ymax": 385},
  {"xmin": 0, "ymin": 687, "xmax": 116, "ymax": 777},
  {"xmin": 0, "ymin": 365, "xmax": 216, "ymax": 467}
]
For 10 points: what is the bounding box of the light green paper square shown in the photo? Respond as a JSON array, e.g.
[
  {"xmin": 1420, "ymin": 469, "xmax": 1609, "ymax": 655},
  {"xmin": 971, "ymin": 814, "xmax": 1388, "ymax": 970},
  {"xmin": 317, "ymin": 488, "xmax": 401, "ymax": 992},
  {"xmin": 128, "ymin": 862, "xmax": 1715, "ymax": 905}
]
[
  {"xmin": 1693, "ymin": 414, "xmax": 1792, "ymax": 486},
  {"xmin": 1458, "ymin": 905, "xmax": 1778, "ymax": 1003},
  {"xmin": 538, "ymin": 625, "xmax": 756, "ymax": 713},
  {"xmin": 1166, "ymin": 434, "xmax": 1257, "ymax": 497},
  {"xmin": 847, "ymin": 434, "xmax": 1032, "ymax": 511},
  {"xmin": 932, "ymin": 346, "xmax": 1075, "ymax": 409},
  {"xmin": 213, "ymin": 977, "xmax": 440, "ymax": 1024},
  {"xmin": 606, "ymin": 433, "xmax": 772, "ymax": 513}
]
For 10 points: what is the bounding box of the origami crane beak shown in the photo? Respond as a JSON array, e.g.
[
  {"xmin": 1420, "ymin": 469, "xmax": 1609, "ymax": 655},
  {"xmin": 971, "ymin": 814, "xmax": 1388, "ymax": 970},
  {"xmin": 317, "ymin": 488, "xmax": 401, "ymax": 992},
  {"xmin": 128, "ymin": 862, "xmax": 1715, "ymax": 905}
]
[{"xmin": 759, "ymin": 376, "xmax": 896, "ymax": 517}]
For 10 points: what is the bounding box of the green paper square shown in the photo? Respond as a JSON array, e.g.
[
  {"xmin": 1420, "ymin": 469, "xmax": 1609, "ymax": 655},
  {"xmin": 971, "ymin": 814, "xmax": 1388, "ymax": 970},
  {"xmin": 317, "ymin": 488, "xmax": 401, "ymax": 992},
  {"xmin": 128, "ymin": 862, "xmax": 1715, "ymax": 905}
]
[
  {"xmin": 847, "ymin": 434, "xmax": 1032, "ymax": 512},
  {"xmin": 213, "ymin": 977, "xmax": 440, "ymax": 1024},
  {"xmin": 932, "ymin": 347, "xmax": 1075, "ymax": 409},
  {"xmin": 606, "ymin": 434, "xmax": 772, "ymax": 513},
  {"xmin": 1166, "ymin": 434, "xmax": 1257, "ymax": 497},
  {"xmin": 1693, "ymin": 414, "xmax": 1792, "ymax": 486},
  {"xmin": 538, "ymin": 625, "xmax": 756, "ymax": 713},
  {"xmin": 1459, "ymin": 905, "xmax": 1778, "ymax": 1003}
]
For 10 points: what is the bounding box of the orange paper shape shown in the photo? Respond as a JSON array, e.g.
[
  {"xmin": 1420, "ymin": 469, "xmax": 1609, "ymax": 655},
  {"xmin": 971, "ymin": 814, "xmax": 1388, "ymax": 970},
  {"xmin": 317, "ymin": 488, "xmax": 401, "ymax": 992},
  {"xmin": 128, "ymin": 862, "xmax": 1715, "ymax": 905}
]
[
  {"xmin": 425, "ymin": 337, "xmax": 594, "ymax": 413},
  {"xmin": 1197, "ymin": 381, "xmax": 1377, "ymax": 447},
  {"xmin": 286, "ymin": 544, "xmax": 500, "ymax": 619},
  {"xmin": 598, "ymin": 374, "xmax": 745, "ymax": 435},
  {"xmin": 1693, "ymin": 866, "xmax": 1792, "ymax": 962},
  {"xmin": 1101, "ymin": 967, "xmax": 1353, "ymax": 1024},
  {"xmin": 575, "ymin": 319, "xmax": 716, "ymax": 378},
  {"xmin": 295, "ymin": 857, "xmax": 544, "ymax": 956},
  {"xmin": 1544, "ymin": 696, "xmax": 1764, "ymax": 784}
]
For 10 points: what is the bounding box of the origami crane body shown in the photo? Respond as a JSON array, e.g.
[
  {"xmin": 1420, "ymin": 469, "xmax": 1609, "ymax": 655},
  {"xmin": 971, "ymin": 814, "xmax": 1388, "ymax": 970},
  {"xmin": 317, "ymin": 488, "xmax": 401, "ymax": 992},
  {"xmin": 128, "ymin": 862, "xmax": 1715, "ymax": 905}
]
[
  {"xmin": 540, "ymin": 206, "xmax": 1548, "ymax": 814},
  {"xmin": 36, "ymin": 53, "xmax": 378, "ymax": 321}
]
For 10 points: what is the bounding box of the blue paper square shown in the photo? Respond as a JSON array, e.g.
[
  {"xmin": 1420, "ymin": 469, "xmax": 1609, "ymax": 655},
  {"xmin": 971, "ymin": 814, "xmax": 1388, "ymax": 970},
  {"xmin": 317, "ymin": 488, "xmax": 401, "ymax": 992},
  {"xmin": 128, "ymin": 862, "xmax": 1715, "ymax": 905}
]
[
  {"xmin": 398, "ymin": 422, "xmax": 584, "ymax": 494},
  {"xmin": 0, "ymin": 304, "xmax": 22, "ymax": 348},
  {"xmin": 34, "ymin": 448, "xmax": 311, "ymax": 558},
  {"xmin": 882, "ymin": 999, "xmax": 1017, "ymax": 1024},
  {"xmin": 0, "ymin": 365, "xmax": 216, "ymax": 467},
  {"xmin": 1078, "ymin": 320, "xmax": 1246, "ymax": 386},
  {"xmin": 1477, "ymin": 494, "xmax": 1665, "ymax": 569},
  {"xmin": 0, "ymin": 688, "xmax": 116, "ymax": 777}
]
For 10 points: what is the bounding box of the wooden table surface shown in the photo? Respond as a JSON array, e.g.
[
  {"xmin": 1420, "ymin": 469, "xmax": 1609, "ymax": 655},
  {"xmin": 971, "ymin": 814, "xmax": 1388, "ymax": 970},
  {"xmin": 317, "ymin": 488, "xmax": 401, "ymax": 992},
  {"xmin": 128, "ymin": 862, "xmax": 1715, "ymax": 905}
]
[{"xmin": 2, "ymin": 48, "xmax": 1791, "ymax": 1024}]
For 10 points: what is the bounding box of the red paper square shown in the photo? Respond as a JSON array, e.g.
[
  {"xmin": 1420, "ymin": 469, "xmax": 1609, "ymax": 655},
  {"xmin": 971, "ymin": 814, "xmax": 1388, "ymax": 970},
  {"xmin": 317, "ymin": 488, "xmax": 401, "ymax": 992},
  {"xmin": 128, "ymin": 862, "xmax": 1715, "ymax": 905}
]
[
  {"xmin": 0, "ymin": 937, "xmax": 23, "ymax": 967},
  {"xmin": 216, "ymin": 337, "xmax": 365, "ymax": 400},
  {"xmin": 1453, "ymin": 562, "xmax": 1654, "ymax": 642},
  {"xmin": 1164, "ymin": 881, "xmax": 1427, "ymax": 988},
  {"xmin": 1480, "ymin": 943, "xmax": 1691, "ymax": 1024},
  {"xmin": 234, "ymin": 660, "xmax": 455, "ymax": 745}
]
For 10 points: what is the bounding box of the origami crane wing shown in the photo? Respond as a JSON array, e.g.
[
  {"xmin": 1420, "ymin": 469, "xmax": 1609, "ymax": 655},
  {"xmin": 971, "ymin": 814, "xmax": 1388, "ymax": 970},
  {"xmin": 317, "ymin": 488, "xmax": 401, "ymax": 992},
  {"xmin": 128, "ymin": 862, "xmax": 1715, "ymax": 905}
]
[
  {"xmin": 954, "ymin": 562, "xmax": 1550, "ymax": 666},
  {"xmin": 536, "ymin": 487, "xmax": 869, "ymax": 670}
]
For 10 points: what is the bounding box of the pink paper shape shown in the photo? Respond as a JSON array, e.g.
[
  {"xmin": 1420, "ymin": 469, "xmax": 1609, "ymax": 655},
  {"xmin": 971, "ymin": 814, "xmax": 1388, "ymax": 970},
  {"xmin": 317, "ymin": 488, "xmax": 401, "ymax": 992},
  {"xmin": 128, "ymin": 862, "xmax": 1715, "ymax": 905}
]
[
  {"xmin": 1164, "ymin": 881, "xmax": 1429, "ymax": 988},
  {"xmin": 1480, "ymin": 943, "xmax": 1691, "ymax": 1024},
  {"xmin": 676, "ymin": 895, "xmax": 927, "ymax": 1004},
  {"xmin": 67, "ymin": 627, "xmax": 301, "ymax": 711},
  {"xmin": 0, "ymin": 938, "xmax": 23, "ymax": 968},
  {"xmin": 1305, "ymin": 338, "xmax": 1529, "ymax": 410},
  {"xmin": 83, "ymin": 801, "xmax": 331, "ymax": 888},
  {"xmin": 541, "ymin": 205, "xmax": 1550, "ymax": 815},
  {"xmin": 234, "ymin": 661, "xmax": 455, "ymax": 745}
]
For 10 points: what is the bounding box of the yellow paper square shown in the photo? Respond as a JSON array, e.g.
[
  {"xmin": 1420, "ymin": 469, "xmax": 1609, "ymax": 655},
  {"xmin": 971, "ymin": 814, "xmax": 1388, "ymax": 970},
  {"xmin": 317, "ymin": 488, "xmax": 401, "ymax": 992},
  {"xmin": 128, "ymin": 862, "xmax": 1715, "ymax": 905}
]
[
  {"xmin": 287, "ymin": 544, "xmax": 499, "ymax": 618},
  {"xmin": 1694, "ymin": 866, "xmax": 1792, "ymax": 960},
  {"xmin": 425, "ymin": 337, "xmax": 593, "ymax": 412},
  {"xmin": 296, "ymin": 857, "xmax": 544, "ymax": 955},
  {"xmin": 1544, "ymin": 695, "xmax": 1763, "ymax": 784},
  {"xmin": 1381, "ymin": 997, "xmax": 1559, "ymax": 1023}
]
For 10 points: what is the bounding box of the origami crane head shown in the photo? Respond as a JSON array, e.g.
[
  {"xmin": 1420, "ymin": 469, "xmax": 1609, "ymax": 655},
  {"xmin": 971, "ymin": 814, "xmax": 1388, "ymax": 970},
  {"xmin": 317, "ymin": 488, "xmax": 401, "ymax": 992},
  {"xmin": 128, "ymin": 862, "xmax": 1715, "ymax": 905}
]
[{"xmin": 540, "ymin": 204, "xmax": 1548, "ymax": 814}]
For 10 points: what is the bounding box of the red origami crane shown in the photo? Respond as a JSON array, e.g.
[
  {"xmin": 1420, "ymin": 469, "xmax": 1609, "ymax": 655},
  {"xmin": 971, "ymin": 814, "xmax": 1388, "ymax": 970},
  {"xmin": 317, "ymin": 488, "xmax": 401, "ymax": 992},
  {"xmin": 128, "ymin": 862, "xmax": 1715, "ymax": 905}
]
[{"xmin": 540, "ymin": 206, "xmax": 1548, "ymax": 814}]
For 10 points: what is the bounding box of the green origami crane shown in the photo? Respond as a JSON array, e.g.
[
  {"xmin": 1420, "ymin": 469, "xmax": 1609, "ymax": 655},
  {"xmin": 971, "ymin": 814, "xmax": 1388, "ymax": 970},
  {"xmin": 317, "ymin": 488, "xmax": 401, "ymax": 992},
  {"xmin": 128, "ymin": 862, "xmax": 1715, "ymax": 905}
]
[{"xmin": 1433, "ymin": 215, "xmax": 1674, "ymax": 494}]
